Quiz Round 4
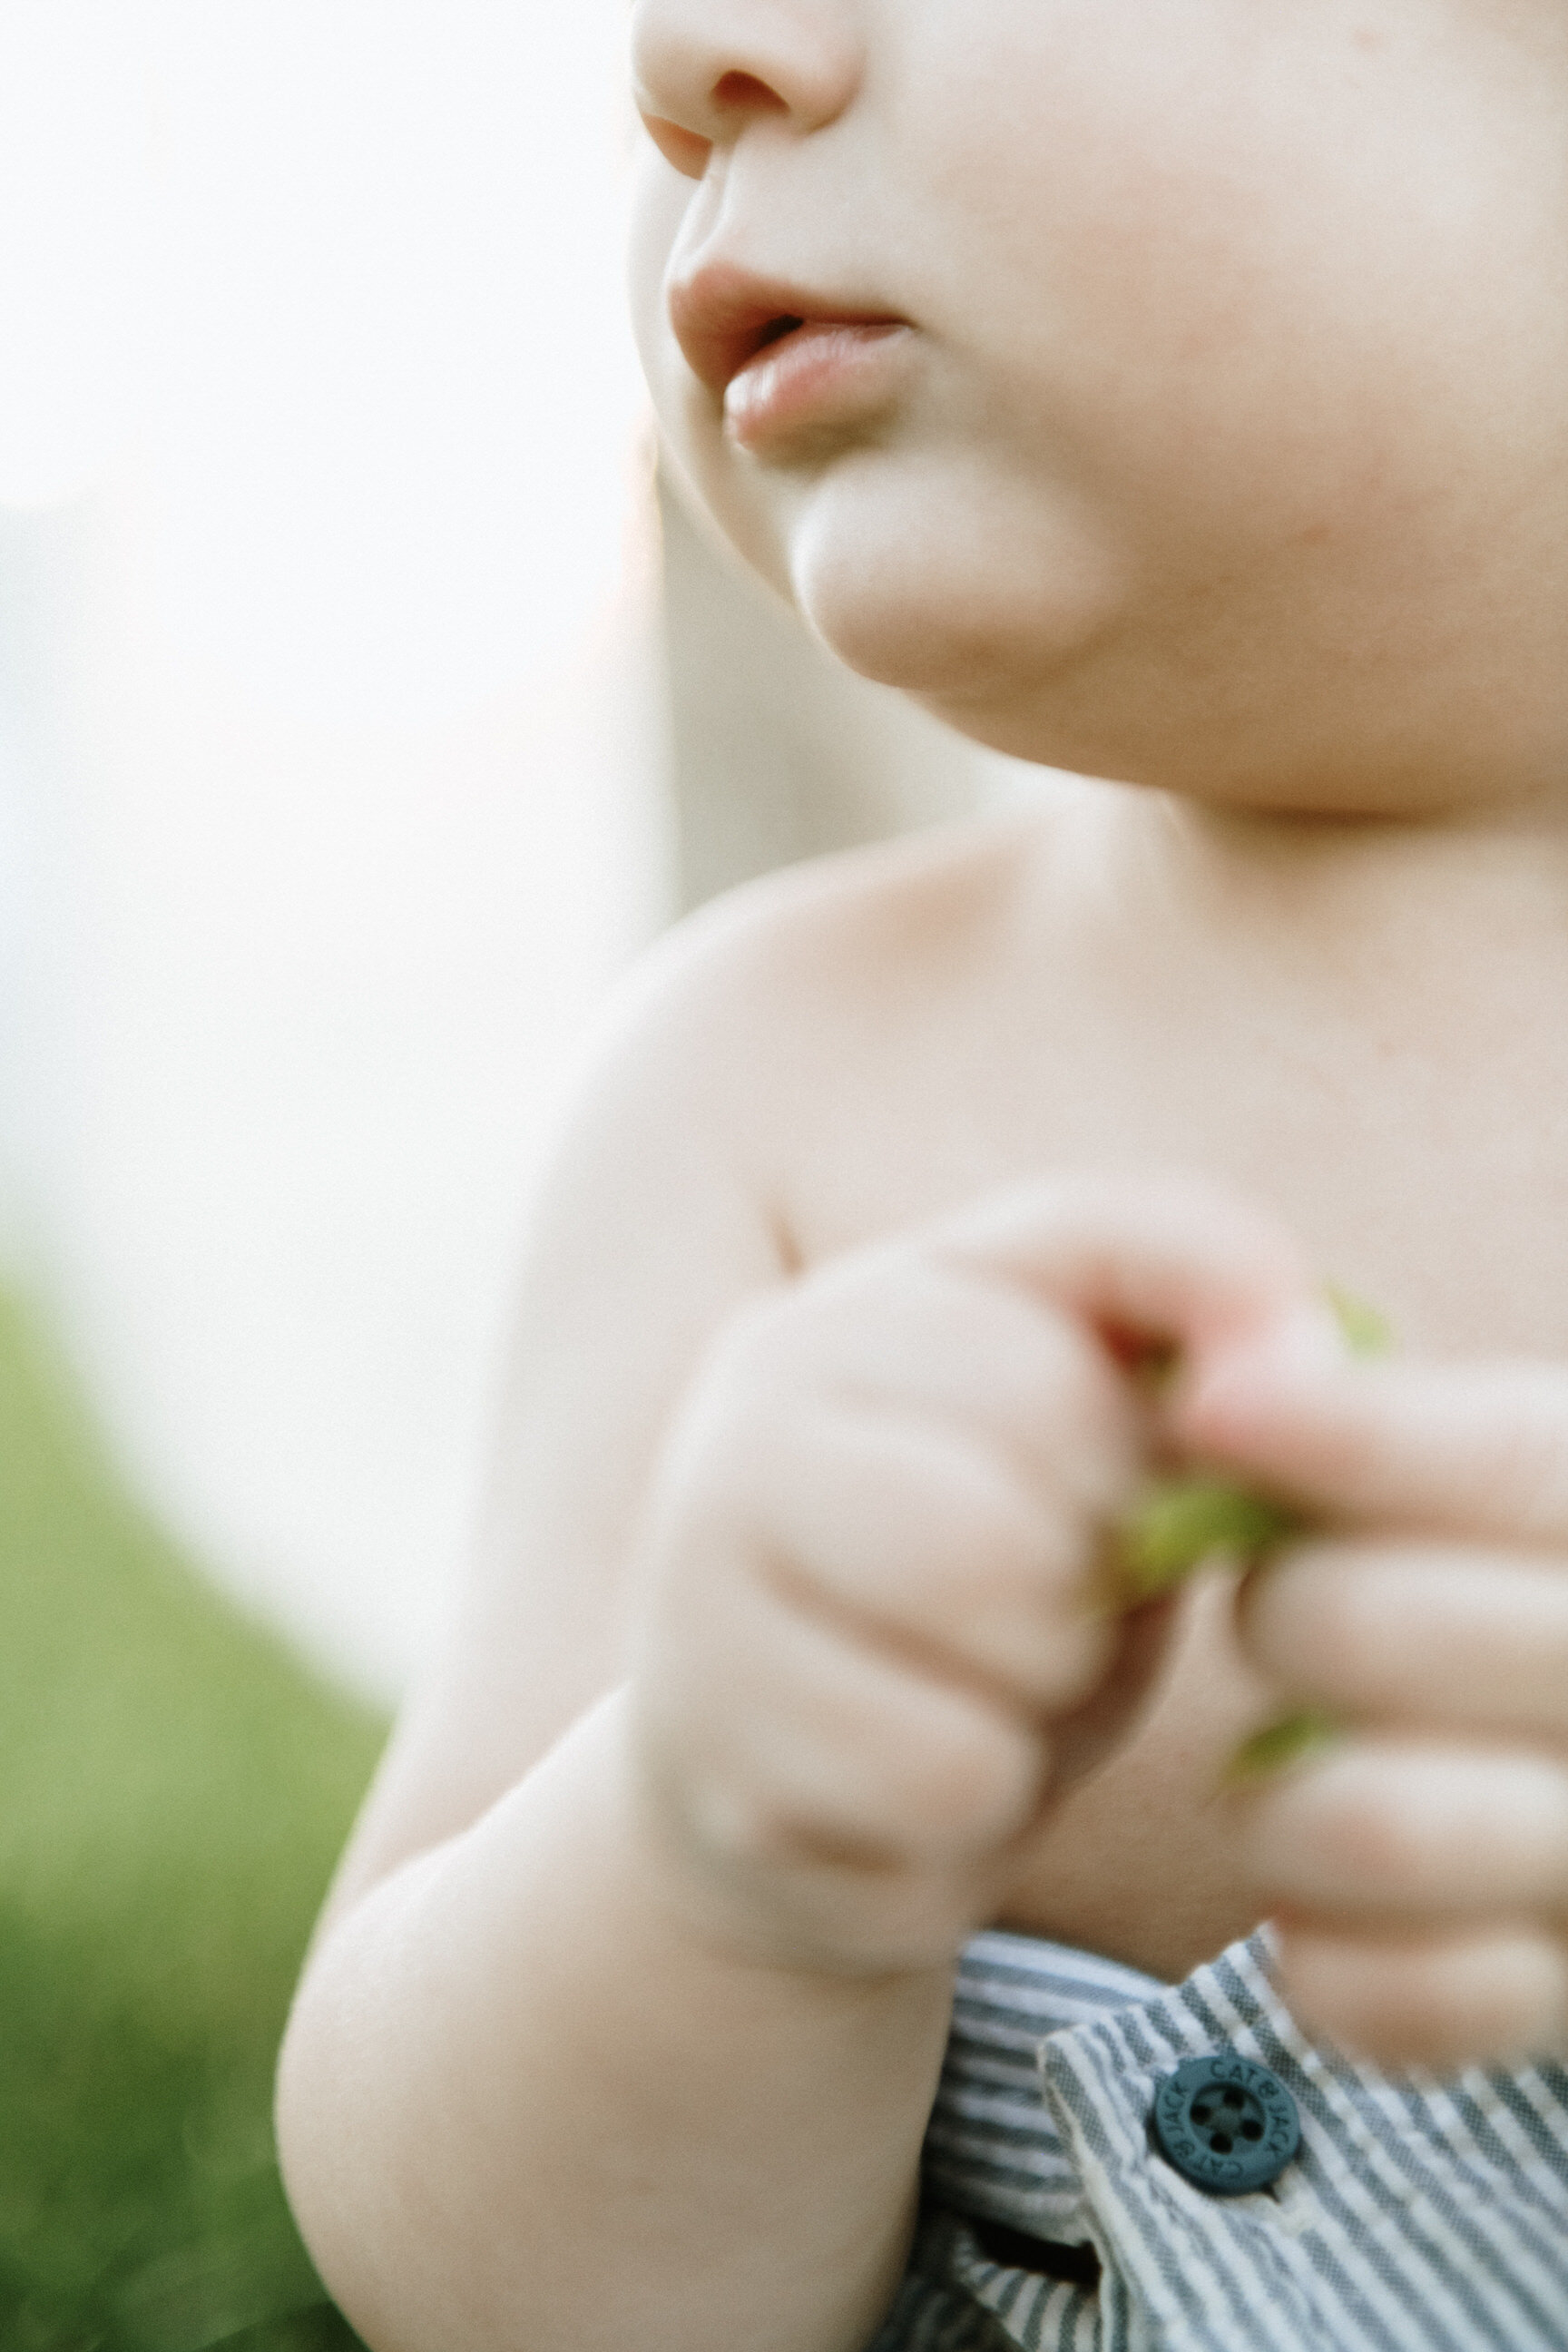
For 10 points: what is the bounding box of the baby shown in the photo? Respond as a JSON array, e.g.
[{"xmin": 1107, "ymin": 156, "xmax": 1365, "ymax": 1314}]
[{"xmin": 277, "ymin": 3, "xmax": 1568, "ymax": 2347}]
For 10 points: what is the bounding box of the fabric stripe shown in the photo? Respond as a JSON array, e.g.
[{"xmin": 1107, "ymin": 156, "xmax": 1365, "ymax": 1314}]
[
  {"xmin": 870, "ymin": 1925, "xmax": 1568, "ymax": 2351},
  {"xmin": 1044, "ymin": 2049, "xmax": 1253, "ymax": 2352},
  {"xmin": 1217, "ymin": 1965, "xmax": 1566, "ymax": 2347}
]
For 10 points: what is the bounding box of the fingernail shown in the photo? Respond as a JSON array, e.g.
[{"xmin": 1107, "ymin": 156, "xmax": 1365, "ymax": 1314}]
[
  {"xmin": 1225, "ymin": 1709, "xmax": 1342, "ymax": 1786},
  {"xmin": 1184, "ymin": 1290, "xmax": 1361, "ymax": 1441}
]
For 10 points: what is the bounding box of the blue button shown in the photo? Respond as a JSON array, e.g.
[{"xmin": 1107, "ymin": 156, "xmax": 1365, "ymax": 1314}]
[{"xmin": 1151, "ymin": 2053, "xmax": 1300, "ymax": 2196}]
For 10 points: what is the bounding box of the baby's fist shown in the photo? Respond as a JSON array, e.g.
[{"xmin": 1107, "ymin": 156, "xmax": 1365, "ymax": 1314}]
[{"xmin": 629, "ymin": 1174, "xmax": 1318, "ymax": 1974}]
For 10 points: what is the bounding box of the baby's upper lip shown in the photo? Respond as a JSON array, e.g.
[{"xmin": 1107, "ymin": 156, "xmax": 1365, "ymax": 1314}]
[{"xmin": 669, "ymin": 259, "xmax": 905, "ymax": 397}]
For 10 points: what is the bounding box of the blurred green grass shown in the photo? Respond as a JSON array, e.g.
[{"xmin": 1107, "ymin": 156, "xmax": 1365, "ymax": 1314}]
[{"xmin": 0, "ymin": 1289, "xmax": 387, "ymax": 2350}]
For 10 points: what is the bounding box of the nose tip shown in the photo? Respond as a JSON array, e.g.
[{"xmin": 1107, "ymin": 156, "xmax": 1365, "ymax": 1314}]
[{"xmin": 630, "ymin": 0, "xmax": 860, "ymax": 155}]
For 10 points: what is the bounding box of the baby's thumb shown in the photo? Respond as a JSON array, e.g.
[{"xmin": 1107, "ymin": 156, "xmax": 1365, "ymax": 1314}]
[{"xmin": 929, "ymin": 1169, "xmax": 1329, "ymax": 1372}]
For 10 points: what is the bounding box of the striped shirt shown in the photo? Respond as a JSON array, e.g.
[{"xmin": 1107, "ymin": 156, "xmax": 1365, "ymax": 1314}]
[{"xmin": 868, "ymin": 1926, "xmax": 1568, "ymax": 2350}]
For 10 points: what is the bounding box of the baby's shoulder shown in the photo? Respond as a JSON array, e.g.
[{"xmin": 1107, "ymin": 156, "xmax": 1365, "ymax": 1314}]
[
  {"xmin": 526, "ymin": 790, "xmax": 1097, "ymax": 1283},
  {"xmin": 622, "ymin": 802, "xmax": 1070, "ymax": 1083}
]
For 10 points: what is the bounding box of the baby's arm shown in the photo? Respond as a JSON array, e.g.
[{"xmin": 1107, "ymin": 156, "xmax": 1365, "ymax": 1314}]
[
  {"xmin": 278, "ymin": 936, "xmax": 949, "ymax": 2352},
  {"xmin": 277, "ymin": 923, "xmax": 1319, "ymax": 2352},
  {"xmin": 1184, "ymin": 1347, "xmax": 1568, "ymax": 2071}
]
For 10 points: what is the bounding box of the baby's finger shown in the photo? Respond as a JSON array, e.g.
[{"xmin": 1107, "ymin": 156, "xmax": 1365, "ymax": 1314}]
[
  {"xmin": 1273, "ymin": 1921, "xmax": 1568, "ymax": 2072},
  {"xmin": 651, "ymin": 1566, "xmax": 1048, "ymax": 1873},
  {"xmin": 1180, "ymin": 1353, "xmax": 1568, "ymax": 1545},
  {"xmin": 1239, "ymin": 1541, "xmax": 1568, "ymax": 1739},
  {"xmin": 749, "ymin": 1406, "xmax": 1118, "ymax": 1714},
  {"xmin": 1239, "ymin": 1740, "xmax": 1568, "ymax": 1925},
  {"xmin": 764, "ymin": 1249, "xmax": 1143, "ymax": 1519},
  {"xmin": 928, "ymin": 1170, "xmax": 1330, "ymax": 1368}
]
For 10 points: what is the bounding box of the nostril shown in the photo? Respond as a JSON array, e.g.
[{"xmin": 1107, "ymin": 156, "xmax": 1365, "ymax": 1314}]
[
  {"xmin": 639, "ymin": 113, "xmax": 712, "ymax": 180},
  {"xmin": 713, "ymin": 70, "xmax": 788, "ymax": 113}
]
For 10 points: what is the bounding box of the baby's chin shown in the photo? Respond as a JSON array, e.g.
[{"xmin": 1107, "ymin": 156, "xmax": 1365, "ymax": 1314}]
[
  {"xmin": 783, "ymin": 512, "xmax": 1522, "ymax": 818},
  {"xmin": 786, "ymin": 547, "xmax": 1260, "ymax": 797},
  {"xmin": 785, "ymin": 485, "xmax": 1129, "ymax": 744}
]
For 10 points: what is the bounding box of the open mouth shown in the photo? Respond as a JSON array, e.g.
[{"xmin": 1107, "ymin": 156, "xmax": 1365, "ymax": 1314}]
[
  {"xmin": 668, "ymin": 261, "xmax": 902, "ymax": 399},
  {"xmin": 753, "ymin": 314, "xmax": 806, "ymax": 355}
]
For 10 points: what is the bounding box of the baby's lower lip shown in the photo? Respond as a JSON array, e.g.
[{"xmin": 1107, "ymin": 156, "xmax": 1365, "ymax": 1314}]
[{"xmin": 723, "ymin": 321, "xmax": 910, "ymax": 455}]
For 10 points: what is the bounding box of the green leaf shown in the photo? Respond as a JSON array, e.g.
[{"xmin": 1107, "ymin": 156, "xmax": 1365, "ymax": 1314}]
[
  {"xmin": 1112, "ymin": 1475, "xmax": 1303, "ymax": 1602},
  {"xmin": 1225, "ymin": 1708, "xmax": 1342, "ymax": 1784},
  {"xmin": 1324, "ymin": 1284, "xmax": 1393, "ymax": 1359},
  {"xmin": 1109, "ymin": 1286, "xmax": 1391, "ymax": 1604}
]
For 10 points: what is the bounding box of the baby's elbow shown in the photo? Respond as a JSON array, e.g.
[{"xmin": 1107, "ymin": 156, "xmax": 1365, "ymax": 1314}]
[
  {"xmin": 277, "ymin": 1844, "xmax": 481, "ymax": 2351},
  {"xmin": 275, "ymin": 1936, "xmax": 384, "ymax": 2343},
  {"xmin": 277, "ymin": 1894, "xmax": 442, "ymax": 2352}
]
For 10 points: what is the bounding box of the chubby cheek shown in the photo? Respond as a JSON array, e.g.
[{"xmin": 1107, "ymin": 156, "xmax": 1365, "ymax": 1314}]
[{"xmin": 904, "ymin": 3, "xmax": 1536, "ymax": 613}]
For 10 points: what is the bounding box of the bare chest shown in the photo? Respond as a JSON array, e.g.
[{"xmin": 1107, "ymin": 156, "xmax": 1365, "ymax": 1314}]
[
  {"xmin": 783, "ymin": 945, "xmax": 1568, "ymax": 1362},
  {"xmin": 769, "ymin": 932, "xmax": 1568, "ymax": 1974}
]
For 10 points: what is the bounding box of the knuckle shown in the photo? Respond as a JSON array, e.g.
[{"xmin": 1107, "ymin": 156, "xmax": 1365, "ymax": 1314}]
[{"xmin": 887, "ymin": 1700, "xmax": 1043, "ymax": 1850}]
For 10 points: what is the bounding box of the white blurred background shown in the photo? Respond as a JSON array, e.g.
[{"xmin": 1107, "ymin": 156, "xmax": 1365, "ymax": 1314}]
[{"xmin": 0, "ymin": 0, "xmax": 1043, "ymax": 1704}]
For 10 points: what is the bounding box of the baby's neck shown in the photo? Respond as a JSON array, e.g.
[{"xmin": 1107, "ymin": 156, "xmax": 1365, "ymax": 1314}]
[{"xmin": 1115, "ymin": 784, "xmax": 1568, "ymax": 994}]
